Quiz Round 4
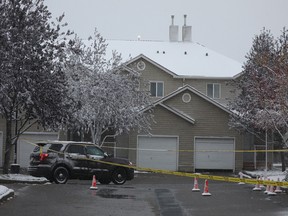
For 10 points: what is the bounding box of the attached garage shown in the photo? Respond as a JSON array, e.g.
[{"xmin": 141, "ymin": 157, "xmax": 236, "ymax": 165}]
[
  {"xmin": 137, "ymin": 136, "xmax": 178, "ymax": 171},
  {"xmin": 18, "ymin": 132, "xmax": 58, "ymax": 168},
  {"xmin": 194, "ymin": 137, "xmax": 235, "ymax": 171}
]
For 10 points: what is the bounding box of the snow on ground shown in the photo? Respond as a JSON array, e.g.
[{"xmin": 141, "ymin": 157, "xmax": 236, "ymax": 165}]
[
  {"xmin": 0, "ymin": 185, "xmax": 14, "ymax": 200},
  {"xmin": 0, "ymin": 174, "xmax": 47, "ymax": 182},
  {"xmin": 244, "ymin": 169, "xmax": 287, "ymax": 181}
]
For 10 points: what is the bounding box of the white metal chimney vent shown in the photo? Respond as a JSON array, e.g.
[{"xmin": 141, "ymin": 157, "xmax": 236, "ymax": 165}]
[
  {"xmin": 182, "ymin": 14, "xmax": 192, "ymax": 42},
  {"xmin": 169, "ymin": 15, "xmax": 179, "ymax": 42}
]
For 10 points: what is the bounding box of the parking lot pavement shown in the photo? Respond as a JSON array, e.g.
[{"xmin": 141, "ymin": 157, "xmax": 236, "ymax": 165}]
[
  {"xmin": 1, "ymin": 172, "xmax": 288, "ymax": 216},
  {"xmin": 130, "ymin": 172, "xmax": 288, "ymax": 216}
]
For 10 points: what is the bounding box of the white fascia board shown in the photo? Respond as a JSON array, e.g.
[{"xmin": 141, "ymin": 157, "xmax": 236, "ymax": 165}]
[
  {"xmin": 174, "ymin": 75, "xmax": 233, "ymax": 80},
  {"xmin": 124, "ymin": 54, "xmax": 178, "ymax": 77}
]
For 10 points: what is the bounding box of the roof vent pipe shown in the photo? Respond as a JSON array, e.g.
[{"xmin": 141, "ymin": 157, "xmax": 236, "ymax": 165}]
[
  {"xmin": 182, "ymin": 14, "xmax": 192, "ymax": 42},
  {"xmin": 169, "ymin": 15, "xmax": 179, "ymax": 42},
  {"xmin": 184, "ymin": 14, "xmax": 187, "ymax": 26}
]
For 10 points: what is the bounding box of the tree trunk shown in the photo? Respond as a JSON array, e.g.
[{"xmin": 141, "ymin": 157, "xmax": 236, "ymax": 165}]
[
  {"xmin": 3, "ymin": 119, "xmax": 13, "ymax": 174},
  {"xmin": 90, "ymin": 126, "xmax": 102, "ymax": 146}
]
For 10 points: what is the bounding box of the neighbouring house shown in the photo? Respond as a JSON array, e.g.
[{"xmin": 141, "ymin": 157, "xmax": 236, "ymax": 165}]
[{"xmin": 0, "ymin": 119, "xmax": 61, "ymax": 169}]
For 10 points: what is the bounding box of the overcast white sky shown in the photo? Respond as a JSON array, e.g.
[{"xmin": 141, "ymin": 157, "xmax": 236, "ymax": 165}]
[{"xmin": 45, "ymin": 0, "xmax": 288, "ymax": 64}]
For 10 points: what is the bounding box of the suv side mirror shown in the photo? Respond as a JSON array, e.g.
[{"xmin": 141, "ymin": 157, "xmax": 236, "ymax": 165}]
[{"xmin": 104, "ymin": 152, "xmax": 113, "ymax": 158}]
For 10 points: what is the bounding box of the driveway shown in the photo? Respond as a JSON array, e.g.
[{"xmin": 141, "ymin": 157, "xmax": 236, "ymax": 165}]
[{"xmin": 1, "ymin": 172, "xmax": 288, "ymax": 216}]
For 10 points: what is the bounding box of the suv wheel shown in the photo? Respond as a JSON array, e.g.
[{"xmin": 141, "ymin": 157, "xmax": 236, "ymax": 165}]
[
  {"xmin": 53, "ymin": 166, "xmax": 69, "ymax": 184},
  {"xmin": 111, "ymin": 168, "xmax": 127, "ymax": 185}
]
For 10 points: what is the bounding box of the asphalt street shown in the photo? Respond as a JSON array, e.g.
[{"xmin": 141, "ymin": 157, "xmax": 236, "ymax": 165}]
[{"xmin": 1, "ymin": 173, "xmax": 288, "ymax": 216}]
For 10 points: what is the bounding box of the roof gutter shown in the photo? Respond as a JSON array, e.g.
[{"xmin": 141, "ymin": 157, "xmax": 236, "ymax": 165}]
[{"xmin": 174, "ymin": 75, "xmax": 234, "ymax": 80}]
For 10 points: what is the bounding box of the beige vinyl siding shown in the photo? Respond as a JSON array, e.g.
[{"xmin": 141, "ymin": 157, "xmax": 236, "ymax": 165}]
[
  {"xmin": 182, "ymin": 79, "xmax": 234, "ymax": 105},
  {"xmin": 115, "ymin": 132, "xmax": 130, "ymax": 158},
  {"xmin": 130, "ymin": 59, "xmax": 182, "ymax": 100}
]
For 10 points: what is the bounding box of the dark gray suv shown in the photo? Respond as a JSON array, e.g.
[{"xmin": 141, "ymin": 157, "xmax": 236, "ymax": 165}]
[{"xmin": 28, "ymin": 141, "xmax": 134, "ymax": 184}]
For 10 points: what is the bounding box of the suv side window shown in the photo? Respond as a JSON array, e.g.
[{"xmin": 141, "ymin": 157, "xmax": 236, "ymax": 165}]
[
  {"xmin": 33, "ymin": 143, "xmax": 63, "ymax": 153},
  {"xmin": 48, "ymin": 144, "xmax": 63, "ymax": 153},
  {"xmin": 66, "ymin": 144, "xmax": 85, "ymax": 155},
  {"xmin": 86, "ymin": 146, "xmax": 104, "ymax": 157}
]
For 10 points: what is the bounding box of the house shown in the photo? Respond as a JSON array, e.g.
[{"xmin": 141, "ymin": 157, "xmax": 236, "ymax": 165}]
[{"xmin": 105, "ymin": 15, "xmax": 259, "ymax": 172}]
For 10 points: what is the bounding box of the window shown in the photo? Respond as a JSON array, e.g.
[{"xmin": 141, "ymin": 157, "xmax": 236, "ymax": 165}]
[
  {"xmin": 86, "ymin": 146, "xmax": 104, "ymax": 156},
  {"xmin": 66, "ymin": 144, "xmax": 85, "ymax": 155},
  {"xmin": 150, "ymin": 81, "xmax": 164, "ymax": 97},
  {"xmin": 48, "ymin": 144, "xmax": 63, "ymax": 153},
  {"xmin": 207, "ymin": 83, "xmax": 220, "ymax": 99},
  {"xmin": 33, "ymin": 143, "xmax": 63, "ymax": 153}
]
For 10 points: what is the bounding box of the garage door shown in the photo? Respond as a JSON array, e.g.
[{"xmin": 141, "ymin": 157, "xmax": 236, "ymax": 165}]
[
  {"xmin": 18, "ymin": 132, "xmax": 58, "ymax": 168},
  {"xmin": 194, "ymin": 138, "xmax": 235, "ymax": 171},
  {"xmin": 138, "ymin": 136, "xmax": 178, "ymax": 171}
]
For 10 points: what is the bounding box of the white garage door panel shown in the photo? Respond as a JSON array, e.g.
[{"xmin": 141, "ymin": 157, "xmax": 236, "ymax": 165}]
[
  {"xmin": 195, "ymin": 138, "xmax": 235, "ymax": 170},
  {"xmin": 138, "ymin": 136, "xmax": 177, "ymax": 171},
  {"xmin": 18, "ymin": 132, "xmax": 58, "ymax": 168}
]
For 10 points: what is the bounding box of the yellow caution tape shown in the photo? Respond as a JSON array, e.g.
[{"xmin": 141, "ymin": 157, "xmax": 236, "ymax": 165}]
[{"xmin": 22, "ymin": 139, "xmax": 288, "ymax": 187}]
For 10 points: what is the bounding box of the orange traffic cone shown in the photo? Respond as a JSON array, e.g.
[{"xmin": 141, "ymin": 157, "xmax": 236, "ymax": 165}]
[
  {"xmin": 192, "ymin": 177, "xmax": 200, "ymax": 192},
  {"xmin": 252, "ymin": 177, "xmax": 261, "ymax": 191},
  {"xmin": 90, "ymin": 175, "xmax": 98, "ymax": 190},
  {"xmin": 202, "ymin": 179, "xmax": 211, "ymax": 196},
  {"xmin": 275, "ymin": 178, "xmax": 283, "ymax": 193}
]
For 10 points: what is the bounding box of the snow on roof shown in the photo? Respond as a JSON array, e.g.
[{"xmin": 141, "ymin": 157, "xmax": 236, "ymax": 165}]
[{"xmin": 106, "ymin": 39, "xmax": 243, "ymax": 78}]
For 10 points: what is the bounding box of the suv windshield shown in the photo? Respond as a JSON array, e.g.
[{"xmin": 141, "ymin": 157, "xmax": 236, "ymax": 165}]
[{"xmin": 33, "ymin": 143, "xmax": 63, "ymax": 153}]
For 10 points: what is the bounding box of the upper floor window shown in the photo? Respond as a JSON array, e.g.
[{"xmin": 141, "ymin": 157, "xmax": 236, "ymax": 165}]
[
  {"xmin": 207, "ymin": 83, "xmax": 220, "ymax": 99},
  {"xmin": 150, "ymin": 81, "xmax": 164, "ymax": 97}
]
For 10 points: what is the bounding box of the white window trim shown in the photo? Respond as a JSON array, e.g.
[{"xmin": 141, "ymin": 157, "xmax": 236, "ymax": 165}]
[
  {"xmin": 206, "ymin": 83, "xmax": 221, "ymax": 99},
  {"xmin": 150, "ymin": 81, "xmax": 164, "ymax": 97}
]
